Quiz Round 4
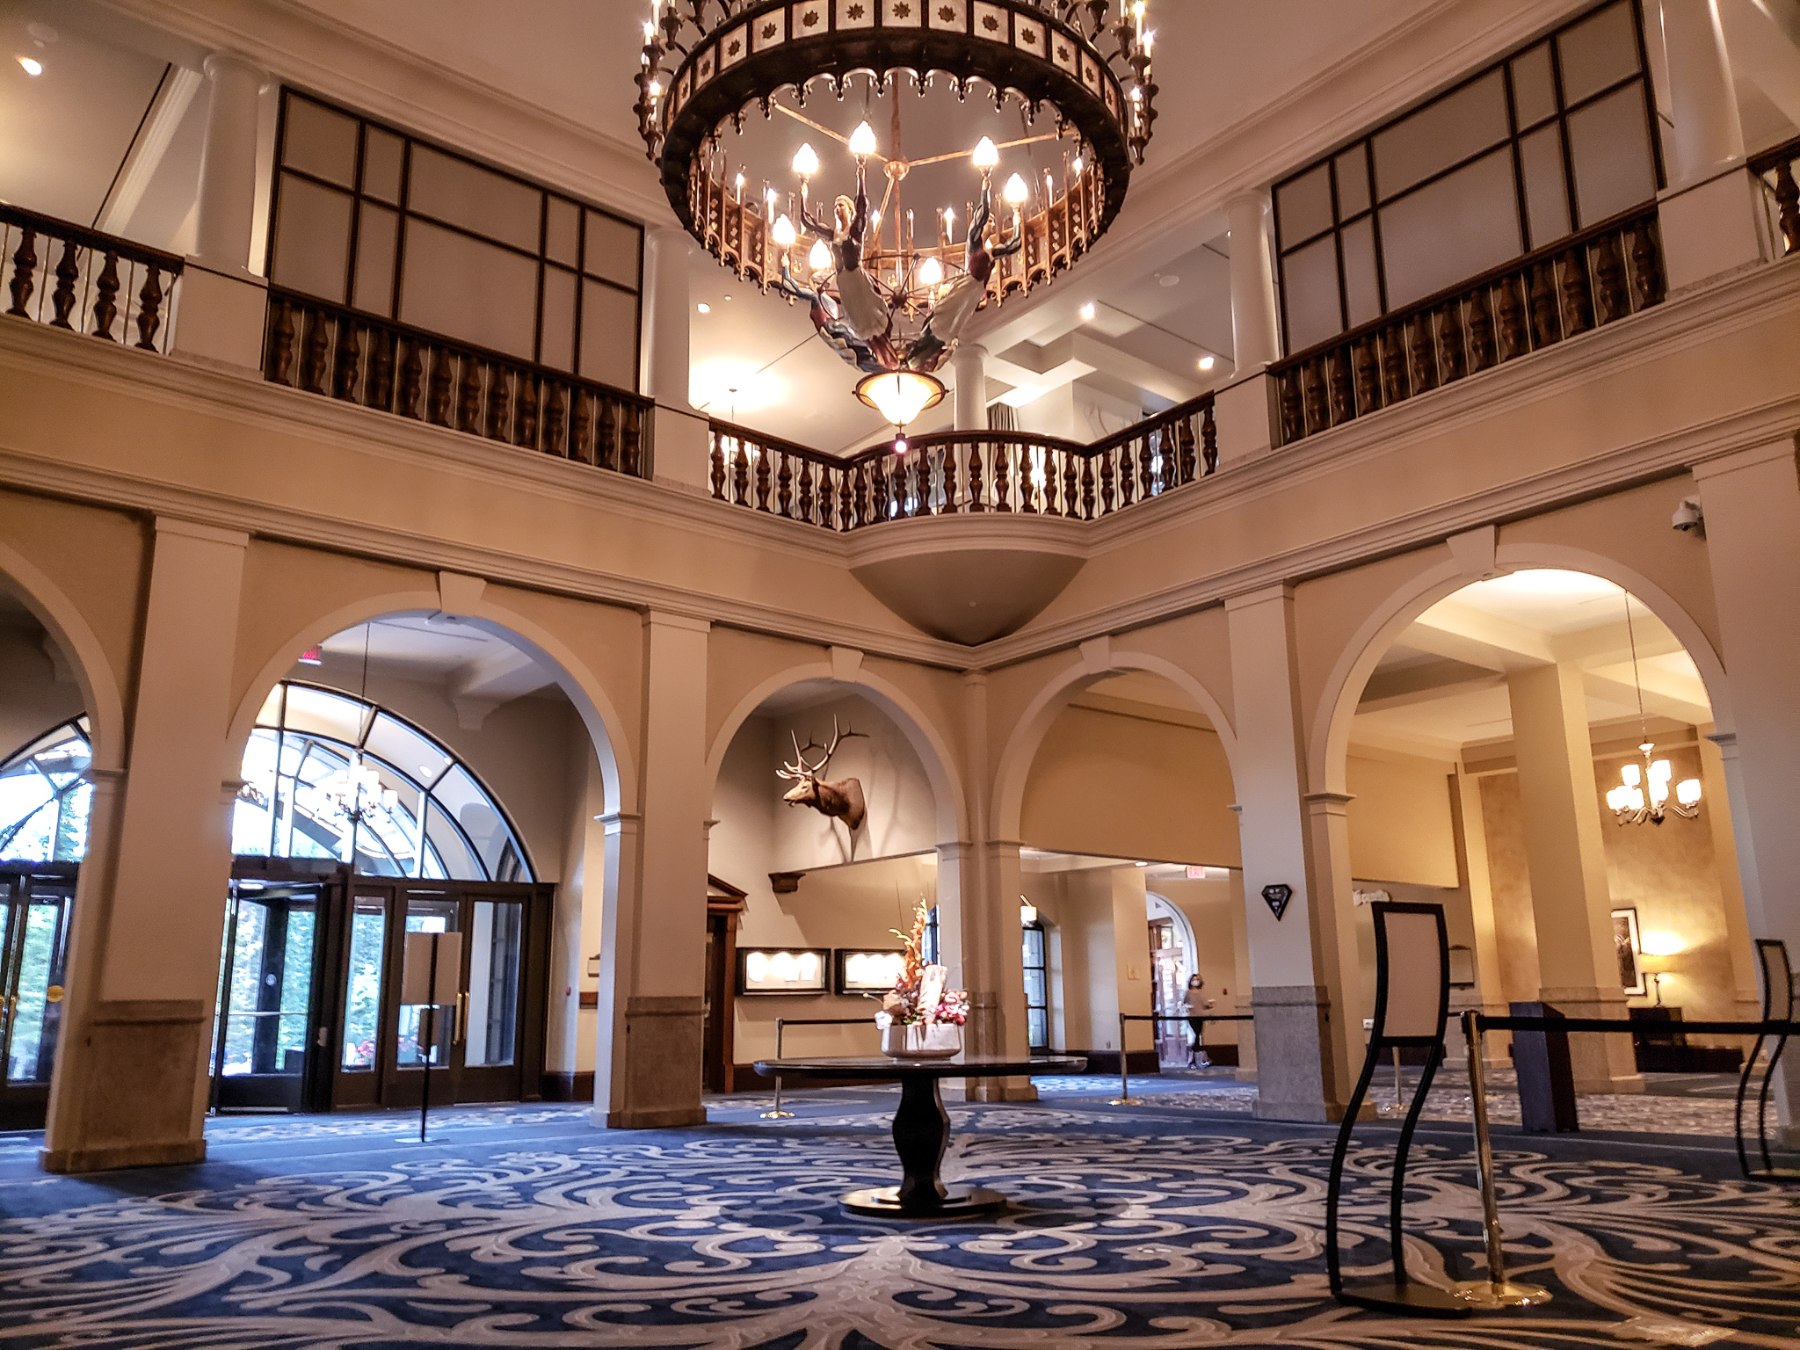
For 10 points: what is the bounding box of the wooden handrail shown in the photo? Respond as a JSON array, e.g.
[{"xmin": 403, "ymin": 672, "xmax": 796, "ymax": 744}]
[
  {"xmin": 709, "ymin": 417, "xmax": 841, "ymax": 469},
  {"xmin": 843, "ymin": 428, "xmax": 1088, "ymax": 467},
  {"xmin": 0, "ymin": 203, "xmax": 185, "ymax": 274},
  {"xmin": 1749, "ymin": 135, "xmax": 1800, "ymax": 259},
  {"xmin": 1748, "ymin": 133, "xmax": 1800, "ymax": 175},
  {"xmin": 1274, "ymin": 202, "xmax": 1659, "ymax": 374}
]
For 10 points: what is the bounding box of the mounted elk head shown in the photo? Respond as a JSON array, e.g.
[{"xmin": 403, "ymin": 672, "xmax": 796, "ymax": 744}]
[{"xmin": 776, "ymin": 717, "xmax": 869, "ymax": 831}]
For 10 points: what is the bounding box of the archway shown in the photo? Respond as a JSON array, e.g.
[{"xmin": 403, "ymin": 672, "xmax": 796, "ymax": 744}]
[
  {"xmin": 1321, "ymin": 565, "xmax": 1753, "ymax": 1099},
  {"xmin": 705, "ymin": 672, "xmax": 959, "ymax": 1088}
]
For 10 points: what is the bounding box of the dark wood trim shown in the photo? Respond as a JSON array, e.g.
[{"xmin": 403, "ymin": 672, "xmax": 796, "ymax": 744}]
[{"xmin": 540, "ymin": 1071, "xmax": 595, "ymax": 1102}]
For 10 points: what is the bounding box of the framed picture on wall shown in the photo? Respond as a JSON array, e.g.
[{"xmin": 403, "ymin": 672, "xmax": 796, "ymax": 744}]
[
  {"xmin": 835, "ymin": 948, "xmax": 906, "ymax": 994},
  {"xmin": 1612, "ymin": 906, "xmax": 1646, "ymax": 996},
  {"xmin": 734, "ymin": 947, "xmax": 830, "ymax": 996}
]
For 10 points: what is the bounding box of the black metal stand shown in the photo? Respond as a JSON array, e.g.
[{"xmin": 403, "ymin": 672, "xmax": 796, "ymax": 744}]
[
  {"xmin": 1326, "ymin": 902, "xmax": 1469, "ymax": 1318},
  {"xmin": 1736, "ymin": 939, "xmax": 1798, "ymax": 1183}
]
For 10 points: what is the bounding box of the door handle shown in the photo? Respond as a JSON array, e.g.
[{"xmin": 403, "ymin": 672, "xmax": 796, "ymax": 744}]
[{"xmin": 455, "ymin": 992, "xmax": 468, "ymax": 1046}]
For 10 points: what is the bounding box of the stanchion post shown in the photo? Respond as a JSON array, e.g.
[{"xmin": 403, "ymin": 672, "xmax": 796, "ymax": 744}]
[
  {"xmin": 760, "ymin": 1016, "xmax": 795, "ymax": 1120},
  {"xmin": 1109, "ymin": 1013, "xmax": 1141, "ymax": 1106},
  {"xmin": 1452, "ymin": 1009, "xmax": 1551, "ymax": 1309}
]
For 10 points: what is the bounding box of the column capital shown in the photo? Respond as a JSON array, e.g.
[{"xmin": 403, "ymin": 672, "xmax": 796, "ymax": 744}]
[
  {"xmin": 596, "ymin": 810, "xmax": 644, "ymax": 835},
  {"xmin": 1689, "ymin": 439, "xmax": 1797, "ymax": 484},
  {"xmin": 201, "ymin": 50, "xmax": 270, "ymax": 92},
  {"xmin": 1302, "ymin": 790, "xmax": 1356, "ymax": 816},
  {"xmin": 153, "ymin": 516, "xmax": 250, "ymax": 549},
  {"xmin": 1223, "ymin": 186, "xmax": 1272, "ymax": 216},
  {"xmin": 1223, "ymin": 582, "xmax": 1294, "ymax": 613},
  {"xmin": 642, "ymin": 610, "xmax": 712, "ymax": 636}
]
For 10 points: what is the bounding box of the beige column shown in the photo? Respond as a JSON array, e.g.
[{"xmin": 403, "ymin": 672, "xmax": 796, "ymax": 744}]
[
  {"xmin": 42, "ymin": 518, "xmax": 248, "ymax": 1173},
  {"xmin": 1506, "ymin": 663, "xmax": 1640, "ymax": 1093},
  {"xmin": 1224, "ymin": 586, "xmax": 1363, "ymax": 1122},
  {"xmin": 1451, "ymin": 765, "xmax": 1512, "ymax": 1064},
  {"xmin": 545, "ymin": 748, "xmax": 610, "ymax": 1097},
  {"xmin": 592, "ymin": 612, "xmax": 710, "ymax": 1129},
  {"xmin": 1224, "ymin": 189, "xmax": 1280, "ymax": 371},
  {"xmin": 1111, "ymin": 866, "xmax": 1155, "ymax": 1062},
  {"xmin": 641, "ymin": 226, "xmax": 711, "ymax": 493},
  {"xmin": 936, "ymin": 839, "xmax": 1034, "ymax": 1101},
  {"xmin": 1699, "ymin": 732, "xmax": 1761, "ymax": 1021},
  {"xmin": 952, "ymin": 343, "xmax": 989, "ymax": 432},
  {"xmin": 1692, "ymin": 442, "xmax": 1800, "ymax": 1130},
  {"xmin": 194, "ymin": 53, "xmax": 268, "ymax": 273},
  {"xmin": 1657, "ymin": 0, "xmax": 1745, "ymax": 186}
]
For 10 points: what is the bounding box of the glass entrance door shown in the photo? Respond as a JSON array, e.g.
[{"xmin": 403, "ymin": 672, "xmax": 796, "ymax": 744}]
[
  {"xmin": 211, "ymin": 882, "xmax": 322, "ymax": 1111},
  {"xmin": 0, "ymin": 867, "xmax": 75, "ymax": 1129}
]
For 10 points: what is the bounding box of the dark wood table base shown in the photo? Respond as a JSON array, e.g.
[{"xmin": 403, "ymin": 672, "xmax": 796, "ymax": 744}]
[{"xmin": 840, "ymin": 1184, "xmax": 1007, "ymax": 1218}]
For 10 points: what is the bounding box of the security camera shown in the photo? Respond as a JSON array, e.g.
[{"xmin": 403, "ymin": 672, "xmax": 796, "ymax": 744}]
[{"xmin": 1671, "ymin": 496, "xmax": 1704, "ymax": 535}]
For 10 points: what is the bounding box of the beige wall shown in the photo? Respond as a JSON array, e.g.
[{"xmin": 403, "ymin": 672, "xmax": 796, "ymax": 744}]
[
  {"xmin": 1345, "ymin": 751, "xmax": 1459, "ymax": 887},
  {"xmin": 0, "ymin": 622, "xmax": 85, "ymax": 760}
]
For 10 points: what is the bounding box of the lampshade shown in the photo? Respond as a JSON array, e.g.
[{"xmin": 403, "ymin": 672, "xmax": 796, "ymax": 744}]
[{"xmin": 855, "ymin": 369, "xmax": 946, "ymax": 429}]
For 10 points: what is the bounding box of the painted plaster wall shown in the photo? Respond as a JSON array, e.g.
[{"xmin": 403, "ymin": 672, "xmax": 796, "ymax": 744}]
[{"xmin": 0, "ymin": 623, "xmax": 84, "ymax": 762}]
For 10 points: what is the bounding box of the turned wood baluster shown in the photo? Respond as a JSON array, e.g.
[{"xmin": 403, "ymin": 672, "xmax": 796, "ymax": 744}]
[
  {"xmin": 266, "ymin": 296, "xmax": 295, "ymax": 382},
  {"xmin": 1437, "ymin": 303, "xmax": 1465, "ymax": 383},
  {"xmin": 1527, "ymin": 261, "xmax": 1560, "ymax": 348},
  {"xmin": 598, "ymin": 399, "xmax": 619, "ymax": 471},
  {"xmin": 486, "ymin": 367, "xmax": 514, "ymax": 442},
  {"xmin": 1042, "ymin": 447, "xmax": 1062, "ymax": 514},
  {"xmin": 91, "ymin": 253, "xmax": 121, "ymax": 341},
  {"xmin": 1327, "ymin": 350, "xmax": 1355, "ymax": 424},
  {"xmin": 516, "ymin": 374, "xmax": 541, "ymax": 448},
  {"xmin": 1379, "ymin": 329, "xmax": 1408, "ymax": 406},
  {"xmin": 1139, "ymin": 434, "xmax": 1155, "ymax": 500},
  {"xmin": 426, "ymin": 348, "xmax": 453, "ymax": 424},
  {"xmin": 798, "ymin": 456, "xmax": 815, "ymax": 521},
  {"xmin": 879, "ymin": 456, "xmax": 897, "ymax": 521},
  {"xmin": 852, "ymin": 465, "xmax": 869, "ymax": 528},
  {"xmin": 1077, "ymin": 455, "xmax": 1094, "ymax": 520},
  {"xmin": 838, "ymin": 460, "xmax": 854, "ymax": 527},
  {"xmin": 1558, "ymin": 247, "xmax": 1593, "ymax": 336},
  {"xmin": 1100, "ymin": 451, "xmax": 1116, "ymax": 516},
  {"xmin": 1277, "ymin": 370, "xmax": 1305, "ymax": 443},
  {"xmin": 709, "ymin": 435, "xmax": 727, "ymax": 500},
  {"xmin": 453, "ymin": 357, "xmax": 479, "ymax": 431},
  {"xmin": 776, "ymin": 449, "xmax": 793, "ymax": 517},
  {"xmin": 1350, "ymin": 339, "xmax": 1381, "ymax": 413},
  {"xmin": 1628, "ymin": 219, "xmax": 1662, "ymax": 310},
  {"xmin": 819, "ymin": 465, "xmax": 837, "ymax": 529},
  {"xmin": 966, "ymin": 442, "xmax": 985, "ymax": 512},
  {"xmin": 1117, "ymin": 440, "xmax": 1135, "ymax": 507},
  {"xmin": 542, "ymin": 383, "xmax": 567, "ymax": 455},
  {"xmin": 1201, "ymin": 403, "xmax": 1218, "ymax": 476},
  {"xmin": 332, "ymin": 320, "xmax": 361, "ymax": 400},
  {"xmin": 994, "ymin": 442, "xmax": 1012, "ymax": 511},
  {"xmin": 366, "ymin": 331, "xmax": 395, "ymax": 409},
  {"xmin": 1465, "ymin": 289, "xmax": 1495, "ymax": 371},
  {"xmin": 6, "ymin": 229, "xmax": 38, "ymax": 316},
  {"xmin": 1063, "ymin": 449, "xmax": 1080, "ymax": 517},
  {"xmin": 49, "ymin": 238, "xmax": 79, "ymax": 328},
  {"xmin": 1773, "ymin": 161, "xmax": 1799, "ymax": 256},
  {"xmin": 1405, "ymin": 315, "xmax": 1436, "ymax": 394},
  {"xmin": 621, "ymin": 404, "xmax": 643, "ymax": 476},
  {"xmin": 133, "ymin": 266, "xmax": 166, "ymax": 350},
  {"xmin": 943, "ymin": 442, "xmax": 961, "ymax": 514},
  {"xmin": 1302, "ymin": 358, "xmax": 1329, "ymax": 432},
  {"xmin": 753, "ymin": 441, "xmax": 772, "ymax": 510},
  {"xmin": 1495, "ymin": 278, "xmax": 1528, "ymax": 361},
  {"xmin": 732, "ymin": 436, "xmax": 750, "ymax": 504},
  {"xmin": 397, "ymin": 340, "xmax": 424, "ymax": 419},
  {"xmin": 300, "ymin": 310, "xmax": 331, "ymax": 393},
  {"xmin": 913, "ymin": 454, "xmax": 929, "ymax": 517},
  {"xmin": 1592, "ymin": 234, "xmax": 1628, "ymax": 324},
  {"xmin": 571, "ymin": 390, "xmax": 593, "ymax": 462}
]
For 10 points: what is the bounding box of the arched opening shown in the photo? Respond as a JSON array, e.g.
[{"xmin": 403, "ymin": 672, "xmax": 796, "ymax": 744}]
[
  {"xmin": 214, "ymin": 612, "xmax": 619, "ymax": 1114},
  {"xmin": 1005, "ymin": 668, "xmax": 1250, "ymax": 1085},
  {"xmin": 1332, "ymin": 567, "xmax": 1752, "ymax": 1097},
  {"xmin": 705, "ymin": 676, "xmax": 955, "ymax": 1090}
]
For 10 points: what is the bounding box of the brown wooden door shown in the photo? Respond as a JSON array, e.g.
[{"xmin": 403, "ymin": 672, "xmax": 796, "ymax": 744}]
[{"xmin": 702, "ymin": 910, "xmax": 737, "ymax": 1093}]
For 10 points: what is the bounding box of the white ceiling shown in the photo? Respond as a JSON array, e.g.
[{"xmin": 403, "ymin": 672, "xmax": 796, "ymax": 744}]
[{"xmin": 301, "ymin": 615, "xmax": 565, "ymax": 716}]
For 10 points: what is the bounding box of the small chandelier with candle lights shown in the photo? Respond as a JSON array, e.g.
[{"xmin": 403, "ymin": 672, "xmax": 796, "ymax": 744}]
[
  {"xmin": 1603, "ymin": 595, "xmax": 1701, "ymax": 826},
  {"xmin": 635, "ymin": 0, "xmax": 1159, "ymax": 435}
]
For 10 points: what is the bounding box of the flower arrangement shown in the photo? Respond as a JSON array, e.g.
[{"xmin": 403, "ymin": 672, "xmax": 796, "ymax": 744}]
[{"xmin": 874, "ymin": 900, "xmax": 968, "ymax": 1029}]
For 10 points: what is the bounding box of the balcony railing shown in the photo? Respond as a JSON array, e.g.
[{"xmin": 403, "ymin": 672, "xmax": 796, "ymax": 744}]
[
  {"xmin": 1270, "ymin": 205, "xmax": 1665, "ymax": 447},
  {"xmin": 1, "ymin": 205, "xmax": 181, "ymax": 353},
  {"xmin": 264, "ymin": 289, "xmax": 653, "ymax": 478},
  {"xmin": 708, "ymin": 395, "xmax": 1216, "ymax": 530},
  {"xmin": 1750, "ymin": 134, "xmax": 1800, "ymax": 259}
]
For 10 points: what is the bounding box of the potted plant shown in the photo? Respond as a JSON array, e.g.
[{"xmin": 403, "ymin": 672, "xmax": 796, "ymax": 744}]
[{"xmin": 873, "ymin": 900, "xmax": 969, "ymax": 1059}]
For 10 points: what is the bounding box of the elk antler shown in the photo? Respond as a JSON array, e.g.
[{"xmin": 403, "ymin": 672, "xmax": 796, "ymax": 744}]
[{"xmin": 775, "ymin": 717, "xmax": 866, "ymax": 780}]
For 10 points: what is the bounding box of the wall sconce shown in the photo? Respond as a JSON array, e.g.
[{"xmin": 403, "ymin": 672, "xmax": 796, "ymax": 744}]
[{"xmin": 1019, "ymin": 895, "xmax": 1038, "ymax": 926}]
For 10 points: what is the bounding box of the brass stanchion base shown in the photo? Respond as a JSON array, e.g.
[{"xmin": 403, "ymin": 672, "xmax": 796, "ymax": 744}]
[
  {"xmin": 1452, "ymin": 1279, "xmax": 1553, "ymax": 1308},
  {"xmin": 759, "ymin": 1108, "xmax": 796, "ymax": 1119},
  {"xmin": 1107, "ymin": 1097, "xmax": 1144, "ymax": 1106}
]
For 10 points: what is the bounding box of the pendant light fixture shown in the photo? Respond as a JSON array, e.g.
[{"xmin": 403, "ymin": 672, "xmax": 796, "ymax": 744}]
[{"xmin": 1603, "ymin": 595, "xmax": 1701, "ymax": 825}]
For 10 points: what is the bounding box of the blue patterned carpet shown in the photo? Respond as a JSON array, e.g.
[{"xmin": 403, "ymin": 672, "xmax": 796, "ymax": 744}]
[{"xmin": 0, "ymin": 1082, "xmax": 1794, "ymax": 1348}]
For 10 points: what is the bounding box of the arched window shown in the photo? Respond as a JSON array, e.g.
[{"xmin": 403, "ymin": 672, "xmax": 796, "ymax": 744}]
[
  {"xmin": 235, "ymin": 682, "xmax": 533, "ymax": 882},
  {"xmin": 0, "ymin": 718, "xmax": 91, "ymax": 863}
]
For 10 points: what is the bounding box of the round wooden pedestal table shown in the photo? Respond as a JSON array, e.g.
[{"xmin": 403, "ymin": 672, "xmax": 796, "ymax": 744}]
[{"xmin": 752, "ymin": 1054, "xmax": 1085, "ymax": 1219}]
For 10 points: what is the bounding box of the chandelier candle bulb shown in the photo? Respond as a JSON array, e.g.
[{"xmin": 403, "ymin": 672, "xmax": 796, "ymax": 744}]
[{"xmin": 849, "ymin": 121, "xmax": 878, "ymax": 160}]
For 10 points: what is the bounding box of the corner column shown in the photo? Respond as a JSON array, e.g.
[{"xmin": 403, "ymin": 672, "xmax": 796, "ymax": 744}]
[
  {"xmin": 1213, "ymin": 190, "xmax": 1282, "ymax": 465},
  {"xmin": 592, "ymin": 611, "xmax": 710, "ymax": 1129},
  {"xmin": 1506, "ymin": 663, "xmax": 1640, "ymax": 1093},
  {"xmin": 1691, "ymin": 441, "xmax": 1800, "ymax": 1131},
  {"xmin": 42, "ymin": 518, "xmax": 248, "ymax": 1173},
  {"xmin": 641, "ymin": 225, "xmax": 711, "ymax": 493},
  {"xmin": 952, "ymin": 343, "xmax": 989, "ymax": 432},
  {"xmin": 1225, "ymin": 585, "xmax": 1364, "ymax": 1122}
]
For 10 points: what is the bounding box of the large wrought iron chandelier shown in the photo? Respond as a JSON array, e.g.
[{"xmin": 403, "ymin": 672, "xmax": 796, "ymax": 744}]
[{"xmin": 636, "ymin": 0, "xmax": 1159, "ymax": 434}]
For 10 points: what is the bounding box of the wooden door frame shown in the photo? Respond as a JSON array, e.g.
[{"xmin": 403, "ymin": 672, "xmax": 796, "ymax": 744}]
[{"xmin": 703, "ymin": 874, "xmax": 746, "ymax": 1094}]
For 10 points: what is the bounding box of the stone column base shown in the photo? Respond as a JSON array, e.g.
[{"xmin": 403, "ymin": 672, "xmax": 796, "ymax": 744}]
[
  {"xmin": 42, "ymin": 999, "xmax": 209, "ymax": 1174},
  {"xmin": 1249, "ymin": 985, "xmax": 1347, "ymax": 1123},
  {"xmin": 598, "ymin": 995, "xmax": 706, "ymax": 1129},
  {"xmin": 1538, "ymin": 986, "xmax": 1643, "ymax": 1095}
]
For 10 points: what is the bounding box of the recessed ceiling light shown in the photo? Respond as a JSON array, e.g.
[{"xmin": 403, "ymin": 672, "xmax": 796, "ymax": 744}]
[
  {"xmin": 17, "ymin": 55, "xmax": 44, "ymax": 77},
  {"xmin": 1198, "ymin": 355, "xmax": 1216, "ymax": 371},
  {"xmin": 1158, "ymin": 273, "xmax": 1180, "ymax": 288},
  {"xmin": 1079, "ymin": 301, "xmax": 1096, "ymax": 322},
  {"xmin": 696, "ymin": 302, "xmax": 711, "ymax": 314}
]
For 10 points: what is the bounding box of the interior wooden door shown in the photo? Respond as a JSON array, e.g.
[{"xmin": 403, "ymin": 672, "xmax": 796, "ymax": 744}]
[{"xmin": 0, "ymin": 865, "xmax": 74, "ymax": 1130}]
